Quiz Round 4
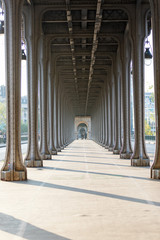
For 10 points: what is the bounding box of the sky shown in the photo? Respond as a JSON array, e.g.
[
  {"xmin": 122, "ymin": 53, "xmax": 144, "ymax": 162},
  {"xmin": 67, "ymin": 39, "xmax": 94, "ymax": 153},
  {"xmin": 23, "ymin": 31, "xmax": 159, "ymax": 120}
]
[
  {"xmin": 0, "ymin": 32, "xmax": 154, "ymax": 96},
  {"xmin": 0, "ymin": 34, "xmax": 27, "ymax": 96},
  {"xmin": 144, "ymin": 31, "xmax": 154, "ymax": 92}
]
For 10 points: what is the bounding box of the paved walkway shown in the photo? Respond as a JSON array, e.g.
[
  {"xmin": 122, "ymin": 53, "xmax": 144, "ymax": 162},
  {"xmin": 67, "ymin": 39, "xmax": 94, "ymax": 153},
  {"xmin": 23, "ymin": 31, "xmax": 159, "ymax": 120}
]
[{"xmin": 0, "ymin": 140, "xmax": 160, "ymax": 240}]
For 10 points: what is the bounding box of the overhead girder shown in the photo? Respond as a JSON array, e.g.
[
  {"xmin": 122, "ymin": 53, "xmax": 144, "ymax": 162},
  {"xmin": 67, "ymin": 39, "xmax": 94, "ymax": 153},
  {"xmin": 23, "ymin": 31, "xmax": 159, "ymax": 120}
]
[
  {"xmin": 25, "ymin": 0, "xmax": 138, "ymax": 8},
  {"xmin": 39, "ymin": 0, "xmax": 133, "ymax": 116}
]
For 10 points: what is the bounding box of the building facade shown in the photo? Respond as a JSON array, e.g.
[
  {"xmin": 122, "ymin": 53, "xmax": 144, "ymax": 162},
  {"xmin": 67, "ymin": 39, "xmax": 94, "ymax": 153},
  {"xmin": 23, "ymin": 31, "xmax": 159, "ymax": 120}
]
[
  {"xmin": 145, "ymin": 92, "xmax": 155, "ymax": 135},
  {"xmin": 0, "ymin": 85, "xmax": 6, "ymax": 102},
  {"xmin": 21, "ymin": 96, "xmax": 28, "ymax": 124}
]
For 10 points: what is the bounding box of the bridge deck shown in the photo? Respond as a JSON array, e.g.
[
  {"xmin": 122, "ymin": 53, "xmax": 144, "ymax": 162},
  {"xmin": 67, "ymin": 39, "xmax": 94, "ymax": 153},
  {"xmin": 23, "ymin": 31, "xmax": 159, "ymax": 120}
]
[{"xmin": 0, "ymin": 140, "xmax": 160, "ymax": 240}]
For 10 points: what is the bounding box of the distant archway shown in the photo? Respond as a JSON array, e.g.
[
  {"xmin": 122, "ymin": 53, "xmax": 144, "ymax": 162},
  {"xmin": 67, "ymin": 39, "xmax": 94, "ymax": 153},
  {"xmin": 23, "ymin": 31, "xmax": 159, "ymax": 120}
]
[
  {"xmin": 77, "ymin": 123, "xmax": 88, "ymax": 139},
  {"xmin": 74, "ymin": 116, "xmax": 91, "ymax": 140}
]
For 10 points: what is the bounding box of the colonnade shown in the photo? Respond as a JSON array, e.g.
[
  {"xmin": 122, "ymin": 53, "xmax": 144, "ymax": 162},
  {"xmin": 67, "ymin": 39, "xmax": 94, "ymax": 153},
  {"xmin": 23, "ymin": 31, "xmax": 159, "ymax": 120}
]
[
  {"xmin": 1, "ymin": 0, "xmax": 160, "ymax": 181},
  {"xmin": 91, "ymin": 0, "xmax": 160, "ymax": 179},
  {"xmin": 0, "ymin": 0, "xmax": 75, "ymax": 181}
]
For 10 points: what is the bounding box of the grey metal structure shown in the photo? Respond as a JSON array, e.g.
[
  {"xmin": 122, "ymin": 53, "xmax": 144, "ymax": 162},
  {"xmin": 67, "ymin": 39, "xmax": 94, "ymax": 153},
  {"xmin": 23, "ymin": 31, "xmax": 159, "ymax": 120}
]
[{"xmin": 1, "ymin": 0, "xmax": 160, "ymax": 181}]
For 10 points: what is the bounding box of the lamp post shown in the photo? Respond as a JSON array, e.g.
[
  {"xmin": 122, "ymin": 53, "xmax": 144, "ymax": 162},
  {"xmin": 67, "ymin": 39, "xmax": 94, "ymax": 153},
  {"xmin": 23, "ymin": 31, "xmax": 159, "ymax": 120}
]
[
  {"xmin": 21, "ymin": 41, "xmax": 27, "ymax": 60},
  {"xmin": 144, "ymin": 38, "xmax": 153, "ymax": 66},
  {"xmin": 0, "ymin": 2, "xmax": 4, "ymax": 34}
]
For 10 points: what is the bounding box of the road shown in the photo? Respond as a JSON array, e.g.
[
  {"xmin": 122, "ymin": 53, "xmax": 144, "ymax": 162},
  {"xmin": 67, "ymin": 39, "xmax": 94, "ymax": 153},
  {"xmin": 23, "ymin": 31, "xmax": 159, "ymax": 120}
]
[
  {"xmin": 0, "ymin": 143, "xmax": 28, "ymax": 161},
  {"xmin": 132, "ymin": 141, "xmax": 156, "ymax": 152},
  {"xmin": 0, "ymin": 141, "xmax": 156, "ymax": 162}
]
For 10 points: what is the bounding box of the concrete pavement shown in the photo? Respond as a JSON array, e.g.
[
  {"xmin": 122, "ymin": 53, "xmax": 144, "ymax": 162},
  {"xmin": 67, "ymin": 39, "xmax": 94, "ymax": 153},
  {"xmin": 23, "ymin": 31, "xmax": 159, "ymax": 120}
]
[{"xmin": 0, "ymin": 140, "xmax": 160, "ymax": 240}]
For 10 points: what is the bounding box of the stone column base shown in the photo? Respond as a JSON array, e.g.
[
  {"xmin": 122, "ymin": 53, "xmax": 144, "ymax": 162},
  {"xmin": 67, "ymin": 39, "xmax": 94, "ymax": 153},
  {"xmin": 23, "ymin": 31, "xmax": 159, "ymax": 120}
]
[
  {"xmin": 113, "ymin": 149, "xmax": 120, "ymax": 154},
  {"xmin": 108, "ymin": 146, "xmax": 113, "ymax": 151},
  {"xmin": 57, "ymin": 148, "xmax": 61, "ymax": 152},
  {"xmin": 120, "ymin": 153, "xmax": 132, "ymax": 159},
  {"xmin": 1, "ymin": 170, "xmax": 27, "ymax": 181},
  {"xmin": 105, "ymin": 145, "xmax": 109, "ymax": 149},
  {"xmin": 24, "ymin": 159, "xmax": 43, "ymax": 168},
  {"xmin": 41, "ymin": 154, "xmax": 52, "ymax": 160},
  {"xmin": 51, "ymin": 150, "xmax": 57, "ymax": 155},
  {"xmin": 151, "ymin": 169, "xmax": 160, "ymax": 179},
  {"xmin": 131, "ymin": 158, "xmax": 150, "ymax": 167}
]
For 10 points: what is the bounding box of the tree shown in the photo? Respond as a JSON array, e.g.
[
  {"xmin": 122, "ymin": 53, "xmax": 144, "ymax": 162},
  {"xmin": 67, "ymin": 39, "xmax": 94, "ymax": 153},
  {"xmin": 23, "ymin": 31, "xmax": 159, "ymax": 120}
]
[
  {"xmin": 0, "ymin": 101, "xmax": 28, "ymax": 135},
  {"xmin": 0, "ymin": 102, "xmax": 6, "ymax": 134},
  {"xmin": 145, "ymin": 120, "xmax": 153, "ymax": 136},
  {"xmin": 148, "ymin": 85, "xmax": 155, "ymax": 103},
  {"xmin": 21, "ymin": 121, "xmax": 28, "ymax": 134}
]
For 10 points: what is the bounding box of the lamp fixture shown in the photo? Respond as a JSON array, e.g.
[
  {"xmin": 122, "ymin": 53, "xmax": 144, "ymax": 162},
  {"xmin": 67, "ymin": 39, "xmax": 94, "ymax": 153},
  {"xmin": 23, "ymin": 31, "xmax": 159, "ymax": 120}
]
[
  {"xmin": 21, "ymin": 41, "xmax": 27, "ymax": 60},
  {"xmin": 0, "ymin": 2, "xmax": 4, "ymax": 34},
  {"xmin": 145, "ymin": 47, "xmax": 152, "ymax": 59},
  {"xmin": 144, "ymin": 38, "xmax": 153, "ymax": 66}
]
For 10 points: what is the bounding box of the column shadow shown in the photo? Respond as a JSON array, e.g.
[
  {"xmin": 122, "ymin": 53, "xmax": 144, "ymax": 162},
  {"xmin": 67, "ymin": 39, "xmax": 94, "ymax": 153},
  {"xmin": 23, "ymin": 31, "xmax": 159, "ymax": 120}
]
[
  {"xmin": 38, "ymin": 166, "xmax": 154, "ymax": 182},
  {"xmin": 0, "ymin": 212, "xmax": 70, "ymax": 240},
  {"xmin": 52, "ymin": 159, "xmax": 129, "ymax": 168},
  {"xmin": 57, "ymin": 154, "xmax": 114, "ymax": 159},
  {"xmin": 16, "ymin": 179, "xmax": 160, "ymax": 207}
]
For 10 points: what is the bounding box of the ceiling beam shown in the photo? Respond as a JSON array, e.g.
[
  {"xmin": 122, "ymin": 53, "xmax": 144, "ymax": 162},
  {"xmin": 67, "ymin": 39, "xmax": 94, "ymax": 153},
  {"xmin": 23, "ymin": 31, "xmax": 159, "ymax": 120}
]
[
  {"xmin": 65, "ymin": 0, "xmax": 79, "ymax": 98},
  {"xmin": 42, "ymin": 19, "xmax": 128, "ymax": 23},
  {"xmin": 85, "ymin": 0, "xmax": 103, "ymax": 115}
]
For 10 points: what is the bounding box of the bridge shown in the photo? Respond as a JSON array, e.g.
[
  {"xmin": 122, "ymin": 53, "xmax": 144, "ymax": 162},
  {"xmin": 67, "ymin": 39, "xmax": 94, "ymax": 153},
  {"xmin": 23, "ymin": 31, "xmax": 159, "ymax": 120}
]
[{"xmin": 0, "ymin": 0, "xmax": 160, "ymax": 238}]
